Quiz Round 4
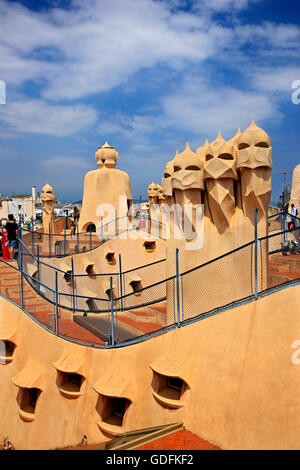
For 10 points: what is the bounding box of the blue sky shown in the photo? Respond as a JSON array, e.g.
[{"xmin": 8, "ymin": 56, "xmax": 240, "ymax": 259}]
[{"xmin": 0, "ymin": 0, "xmax": 299, "ymax": 204}]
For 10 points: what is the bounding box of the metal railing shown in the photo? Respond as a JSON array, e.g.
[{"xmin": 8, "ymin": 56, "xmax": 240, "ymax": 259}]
[
  {"xmin": 20, "ymin": 216, "xmax": 167, "ymax": 258},
  {"xmin": 18, "ymin": 235, "xmax": 167, "ymax": 314},
  {"xmin": 0, "ymin": 210, "xmax": 299, "ymax": 348}
]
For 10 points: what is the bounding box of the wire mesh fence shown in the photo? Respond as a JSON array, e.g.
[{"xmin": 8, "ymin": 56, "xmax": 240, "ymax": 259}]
[
  {"xmin": 180, "ymin": 242, "xmax": 255, "ymax": 322},
  {"xmin": 1, "ymin": 214, "xmax": 300, "ymax": 348},
  {"xmin": 111, "ymin": 276, "xmax": 173, "ymax": 345},
  {"xmin": 20, "ymin": 216, "xmax": 166, "ymax": 258}
]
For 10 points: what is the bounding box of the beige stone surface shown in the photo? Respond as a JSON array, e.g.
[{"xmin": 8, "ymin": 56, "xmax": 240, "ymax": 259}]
[
  {"xmin": 41, "ymin": 184, "xmax": 55, "ymax": 234},
  {"xmin": 78, "ymin": 143, "xmax": 133, "ymax": 233},
  {"xmin": 1, "ymin": 284, "xmax": 300, "ymax": 450},
  {"xmin": 290, "ymin": 164, "xmax": 300, "ymax": 211},
  {"xmin": 155, "ymin": 121, "xmax": 272, "ymax": 322}
]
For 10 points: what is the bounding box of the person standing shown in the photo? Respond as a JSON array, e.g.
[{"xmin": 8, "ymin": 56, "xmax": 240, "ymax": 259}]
[
  {"xmin": 5, "ymin": 214, "xmax": 18, "ymax": 261},
  {"xmin": 291, "ymin": 204, "xmax": 298, "ymax": 217},
  {"xmin": 290, "ymin": 204, "xmax": 298, "ymax": 228}
]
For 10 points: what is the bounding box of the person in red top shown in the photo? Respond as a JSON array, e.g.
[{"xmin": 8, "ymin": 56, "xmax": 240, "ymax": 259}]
[{"xmin": 5, "ymin": 214, "xmax": 18, "ymax": 261}]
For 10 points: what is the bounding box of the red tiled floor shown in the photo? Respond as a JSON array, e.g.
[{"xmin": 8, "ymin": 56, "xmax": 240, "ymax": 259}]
[
  {"xmin": 0, "ymin": 262, "xmax": 105, "ymax": 346},
  {"xmin": 134, "ymin": 429, "xmax": 221, "ymax": 450},
  {"xmin": 118, "ymin": 315, "xmax": 163, "ymax": 334}
]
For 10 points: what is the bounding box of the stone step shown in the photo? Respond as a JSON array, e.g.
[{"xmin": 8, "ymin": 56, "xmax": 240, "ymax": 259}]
[
  {"xmin": 22, "ymin": 301, "xmax": 52, "ymax": 313},
  {"xmin": 0, "ymin": 278, "xmax": 21, "ymax": 286},
  {"xmin": 269, "ymin": 264, "xmax": 290, "ymax": 273},
  {"xmin": 73, "ymin": 314, "xmax": 137, "ymax": 343},
  {"xmin": 7, "ymin": 286, "xmax": 33, "ymax": 295},
  {"xmin": 0, "ymin": 270, "xmax": 19, "ymax": 276}
]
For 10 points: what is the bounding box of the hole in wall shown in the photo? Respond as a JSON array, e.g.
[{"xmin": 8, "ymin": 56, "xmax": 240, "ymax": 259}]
[
  {"xmin": 0, "ymin": 340, "xmax": 16, "ymax": 364},
  {"xmin": 129, "ymin": 280, "xmax": 142, "ymax": 295},
  {"xmin": 105, "ymin": 252, "xmax": 116, "ymax": 265},
  {"xmin": 86, "ymin": 264, "xmax": 96, "ymax": 278},
  {"xmin": 17, "ymin": 387, "xmax": 41, "ymax": 420},
  {"xmin": 144, "ymin": 241, "xmax": 156, "ymax": 253}
]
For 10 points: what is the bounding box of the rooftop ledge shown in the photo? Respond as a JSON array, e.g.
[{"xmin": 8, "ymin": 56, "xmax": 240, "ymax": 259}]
[
  {"xmin": 58, "ymin": 382, "xmax": 83, "ymax": 399},
  {"xmin": 152, "ymin": 389, "xmax": 185, "ymax": 409},
  {"xmin": 18, "ymin": 406, "xmax": 36, "ymax": 422},
  {"xmin": 97, "ymin": 418, "xmax": 125, "ymax": 437}
]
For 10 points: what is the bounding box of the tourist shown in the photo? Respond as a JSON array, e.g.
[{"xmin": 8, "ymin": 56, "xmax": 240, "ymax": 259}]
[
  {"xmin": 70, "ymin": 220, "xmax": 76, "ymax": 238},
  {"xmin": 73, "ymin": 206, "xmax": 79, "ymax": 224},
  {"xmin": 291, "ymin": 204, "xmax": 298, "ymax": 228},
  {"xmin": 5, "ymin": 214, "xmax": 18, "ymax": 261}
]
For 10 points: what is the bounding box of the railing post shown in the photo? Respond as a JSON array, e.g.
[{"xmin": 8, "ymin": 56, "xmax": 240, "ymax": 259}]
[
  {"xmin": 19, "ymin": 245, "xmax": 24, "ymax": 310},
  {"xmin": 176, "ymin": 248, "xmax": 181, "ymax": 327},
  {"xmin": 49, "ymin": 222, "xmax": 51, "ymax": 257},
  {"xmin": 282, "ymin": 191, "xmax": 286, "ymax": 243},
  {"xmin": 64, "ymin": 227, "xmax": 66, "ymax": 256},
  {"xmin": 55, "ymin": 271, "xmax": 59, "ymax": 334},
  {"xmin": 110, "ymin": 276, "xmax": 115, "ymax": 346},
  {"xmin": 254, "ymin": 208, "xmax": 258, "ymax": 300},
  {"xmin": 37, "ymin": 244, "xmax": 40, "ymax": 287},
  {"xmin": 119, "ymin": 254, "xmax": 123, "ymax": 312},
  {"xmin": 71, "ymin": 257, "xmax": 75, "ymax": 313},
  {"xmin": 31, "ymin": 217, "xmax": 35, "ymax": 256},
  {"xmin": 76, "ymin": 224, "xmax": 79, "ymax": 253},
  {"xmin": 101, "ymin": 217, "xmax": 104, "ymax": 241}
]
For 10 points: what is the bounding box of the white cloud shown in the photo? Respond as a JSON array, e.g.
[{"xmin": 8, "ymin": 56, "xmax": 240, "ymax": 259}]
[
  {"xmin": 161, "ymin": 77, "xmax": 280, "ymax": 138},
  {"xmin": 234, "ymin": 22, "xmax": 300, "ymax": 55},
  {"xmin": 0, "ymin": 0, "xmax": 234, "ymax": 100},
  {"xmin": 0, "ymin": 98, "xmax": 98, "ymax": 136},
  {"xmin": 0, "ymin": 0, "xmax": 298, "ymax": 143},
  {"xmin": 250, "ymin": 66, "xmax": 300, "ymax": 94},
  {"xmin": 193, "ymin": 0, "xmax": 261, "ymax": 12},
  {"xmin": 96, "ymin": 75, "xmax": 281, "ymax": 151}
]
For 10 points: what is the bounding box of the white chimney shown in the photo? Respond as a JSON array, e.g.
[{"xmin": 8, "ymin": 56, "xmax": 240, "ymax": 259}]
[{"xmin": 32, "ymin": 186, "xmax": 36, "ymax": 202}]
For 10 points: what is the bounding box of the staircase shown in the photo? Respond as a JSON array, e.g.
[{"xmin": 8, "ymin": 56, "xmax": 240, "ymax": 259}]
[
  {"xmin": 73, "ymin": 302, "xmax": 167, "ymax": 344},
  {"xmin": 268, "ymin": 253, "xmax": 300, "ymax": 288},
  {"xmin": 0, "ymin": 260, "xmax": 105, "ymax": 346}
]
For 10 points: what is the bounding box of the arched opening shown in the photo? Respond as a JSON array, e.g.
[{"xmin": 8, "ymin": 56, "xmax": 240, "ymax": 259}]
[
  {"xmin": 129, "ymin": 280, "xmax": 142, "ymax": 295},
  {"xmin": 105, "ymin": 252, "xmax": 116, "ymax": 265},
  {"xmin": 0, "ymin": 340, "xmax": 16, "ymax": 364},
  {"xmin": 86, "ymin": 264, "xmax": 96, "ymax": 278},
  {"xmin": 106, "ymin": 288, "xmax": 117, "ymax": 301},
  {"xmin": 18, "ymin": 387, "xmax": 41, "ymax": 421},
  {"xmin": 186, "ymin": 165, "xmax": 201, "ymax": 170},
  {"xmin": 86, "ymin": 223, "xmax": 96, "ymax": 233},
  {"xmin": 238, "ymin": 143, "xmax": 250, "ymax": 150},
  {"xmin": 218, "ymin": 153, "xmax": 234, "ymax": 160},
  {"xmin": 57, "ymin": 371, "xmax": 85, "ymax": 398},
  {"xmin": 151, "ymin": 371, "xmax": 189, "ymax": 409},
  {"xmin": 86, "ymin": 298, "xmax": 97, "ymax": 311},
  {"xmin": 64, "ymin": 270, "xmax": 72, "ymax": 284},
  {"xmin": 99, "ymin": 395, "xmax": 131, "ymax": 428},
  {"xmin": 255, "ymin": 141, "xmax": 270, "ymax": 148},
  {"xmin": 144, "ymin": 240, "xmax": 156, "ymax": 253}
]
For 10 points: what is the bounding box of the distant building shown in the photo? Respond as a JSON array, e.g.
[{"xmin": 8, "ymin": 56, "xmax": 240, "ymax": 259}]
[
  {"xmin": 54, "ymin": 203, "xmax": 81, "ymax": 219},
  {"xmin": 0, "ymin": 186, "xmax": 38, "ymax": 224}
]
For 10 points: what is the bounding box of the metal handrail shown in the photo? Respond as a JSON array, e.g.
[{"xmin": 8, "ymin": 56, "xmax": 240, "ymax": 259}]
[
  {"xmin": 21, "ymin": 215, "xmax": 166, "ymax": 237},
  {"xmin": 1, "ymin": 215, "xmax": 299, "ymax": 348},
  {"xmin": 19, "ymin": 237, "xmax": 166, "ymax": 278},
  {"xmin": 17, "ymin": 221, "xmax": 300, "ymax": 316}
]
